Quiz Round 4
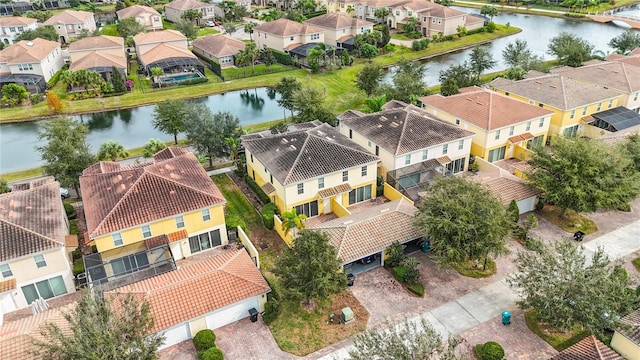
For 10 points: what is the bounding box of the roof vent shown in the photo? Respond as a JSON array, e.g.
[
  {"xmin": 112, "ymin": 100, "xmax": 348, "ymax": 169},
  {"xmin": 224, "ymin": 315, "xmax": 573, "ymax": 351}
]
[
  {"xmin": 377, "ymin": 124, "xmax": 383, "ymax": 128},
  {"xmin": 26, "ymin": 41, "xmax": 34, "ymax": 46},
  {"xmin": 343, "ymin": 220, "xmax": 353, "ymax": 225},
  {"xmin": 549, "ymin": 85, "xmax": 556, "ymax": 88},
  {"xmin": 535, "ymin": 81, "xmax": 543, "ymax": 84},
  {"xmin": 380, "ymin": 116, "xmax": 387, "ymax": 121},
  {"xmin": 289, "ymin": 145, "xmax": 297, "ymax": 151},
  {"xmin": 281, "ymin": 138, "xmax": 289, "ymax": 144},
  {"xmin": 390, "ymin": 122, "xmax": 399, "ymax": 127},
  {"xmin": 466, "ymin": 97, "xmax": 473, "ymax": 101},
  {"xmin": 380, "ymin": 208, "xmax": 390, "ymax": 213}
]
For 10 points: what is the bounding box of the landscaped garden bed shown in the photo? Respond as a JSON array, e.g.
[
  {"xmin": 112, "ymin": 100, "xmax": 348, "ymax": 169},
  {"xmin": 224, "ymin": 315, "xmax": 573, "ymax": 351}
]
[
  {"xmin": 536, "ymin": 204, "xmax": 598, "ymax": 235},
  {"xmin": 524, "ymin": 310, "xmax": 590, "ymax": 351}
]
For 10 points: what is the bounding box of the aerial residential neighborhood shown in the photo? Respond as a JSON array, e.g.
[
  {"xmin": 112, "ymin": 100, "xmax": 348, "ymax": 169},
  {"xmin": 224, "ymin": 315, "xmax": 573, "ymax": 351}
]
[{"xmin": 1, "ymin": 0, "xmax": 640, "ymax": 359}]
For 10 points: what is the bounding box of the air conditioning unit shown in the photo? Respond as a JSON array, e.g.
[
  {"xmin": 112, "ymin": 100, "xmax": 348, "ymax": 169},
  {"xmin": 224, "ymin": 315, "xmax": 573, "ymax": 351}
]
[{"xmin": 341, "ymin": 307, "xmax": 354, "ymax": 324}]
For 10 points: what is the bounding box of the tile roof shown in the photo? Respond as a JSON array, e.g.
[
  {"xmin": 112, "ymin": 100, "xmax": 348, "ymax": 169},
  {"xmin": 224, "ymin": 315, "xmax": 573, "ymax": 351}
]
[
  {"xmin": 0, "ymin": 16, "xmax": 37, "ymax": 27},
  {"xmin": 489, "ymin": 74, "xmax": 621, "ymax": 110},
  {"xmin": 0, "ymin": 177, "xmax": 66, "ymax": 262},
  {"xmin": 254, "ymin": 18, "xmax": 323, "ymax": 37},
  {"xmin": 339, "ymin": 100, "xmax": 474, "ymax": 155},
  {"xmin": 0, "ymin": 278, "xmax": 16, "ymax": 293},
  {"xmin": 68, "ymin": 35, "xmax": 124, "ymax": 51},
  {"xmin": 435, "ymin": 156, "xmax": 451, "ymax": 165},
  {"xmin": 551, "ymin": 335, "xmax": 623, "ymax": 360},
  {"xmin": 550, "ymin": 61, "xmax": 640, "ymax": 93},
  {"xmin": 421, "ymin": 87, "xmax": 554, "ymax": 131},
  {"xmin": 508, "ymin": 132, "xmax": 533, "ymax": 143},
  {"xmin": 607, "ymin": 52, "xmax": 640, "ymax": 68},
  {"xmin": 167, "ymin": 229, "xmax": 188, "ymax": 243},
  {"xmin": 241, "ymin": 122, "xmax": 379, "ymax": 185},
  {"xmin": 310, "ymin": 198, "xmax": 421, "ymax": 263},
  {"xmin": 260, "ymin": 182, "xmax": 276, "ymax": 194},
  {"xmin": 303, "ymin": 12, "xmax": 374, "ymax": 29},
  {"xmin": 80, "ymin": 147, "xmax": 226, "ymax": 238},
  {"xmin": 165, "ymin": 0, "xmax": 208, "ymax": 10},
  {"xmin": 616, "ymin": 308, "xmax": 640, "ymax": 345},
  {"xmin": 116, "ymin": 4, "xmax": 160, "ymax": 19},
  {"xmin": 106, "ymin": 249, "xmax": 270, "ymax": 332},
  {"xmin": 139, "ymin": 43, "xmax": 197, "ymax": 66},
  {"xmin": 192, "ymin": 35, "xmax": 246, "ymax": 58},
  {"xmin": 133, "ymin": 29, "xmax": 186, "ymax": 46},
  {"xmin": 44, "ymin": 10, "xmax": 94, "ymax": 25},
  {"xmin": 420, "ymin": 2, "xmax": 466, "ymax": 18},
  {"xmin": 69, "ymin": 50, "xmax": 127, "ymax": 72},
  {"xmin": 0, "ymin": 38, "xmax": 59, "ymax": 64},
  {"xmin": 479, "ymin": 176, "xmax": 539, "ymax": 206},
  {"xmin": 317, "ymin": 183, "xmax": 352, "ymax": 198}
]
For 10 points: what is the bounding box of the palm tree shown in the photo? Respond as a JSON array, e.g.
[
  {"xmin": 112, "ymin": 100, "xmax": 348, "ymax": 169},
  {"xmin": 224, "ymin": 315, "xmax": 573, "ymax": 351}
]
[
  {"xmin": 309, "ymin": 42, "xmax": 328, "ymax": 67},
  {"xmin": 97, "ymin": 140, "xmax": 128, "ymax": 161},
  {"xmin": 362, "ymin": 94, "xmax": 386, "ymax": 113},
  {"xmin": 346, "ymin": 5, "xmax": 355, "ymax": 16},
  {"xmin": 373, "ymin": 7, "xmax": 389, "ymax": 24},
  {"xmin": 142, "ymin": 139, "xmax": 167, "ymax": 158},
  {"xmin": 244, "ymin": 42, "xmax": 259, "ymax": 74},
  {"xmin": 60, "ymin": 70, "xmax": 74, "ymax": 90},
  {"xmin": 244, "ymin": 22, "xmax": 257, "ymax": 42},
  {"xmin": 224, "ymin": 137, "xmax": 241, "ymax": 170},
  {"xmin": 281, "ymin": 208, "xmax": 307, "ymax": 237},
  {"xmin": 151, "ymin": 67, "xmax": 164, "ymax": 88}
]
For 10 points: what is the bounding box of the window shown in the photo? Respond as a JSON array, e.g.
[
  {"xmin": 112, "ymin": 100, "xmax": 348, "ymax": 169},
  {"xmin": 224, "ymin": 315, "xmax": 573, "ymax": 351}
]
[
  {"xmin": 9, "ymin": 27, "xmax": 15, "ymax": 32},
  {"xmin": 455, "ymin": 118, "xmax": 460, "ymax": 125},
  {"xmin": 34, "ymin": 254, "xmax": 47, "ymax": 268},
  {"xmin": 250, "ymin": 154, "xmax": 253, "ymax": 162},
  {"xmin": 495, "ymin": 130, "xmax": 501, "ymax": 140},
  {"xmin": 432, "ymin": 18, "xmax": 436, "ymax": 24},
  {"xmin": 404, "ymin": 154, "xmax": 411, "ymax": 165},
  {"xmin": 597, "ymin": 102, "xmax": 602, "ymax": 111},
  {"xmin": 311, "ymin": 33, "xmax": 320, "ymax": 40},
  {"xmin": 539, "ymin": 103, "xmax": 544, "ymax": 108},
  {"xmin": 348, "ymin": 185, "xmax": 372, "ymax": 205},
  {"xmin": 141, "ymin": 224, "xmax": 152, "ymax": 238},
  {"xmin": 297, "ymin": 183, "xmax": 304, "ymax": 195},
  {"xmin": 509, "ymin": 126, "xmax": 514, "ymax": 136},
  {"xmin": 294, "ymin": 201, "xmax": 319, "ymax": 218},
  {"xmin": 318, "ymin": 177, "xmax": 324, "ymax": 189},
  {"xmin": 349, "ymin": 129, "xmax": 353, "ymax": 139},
  {"xmin": 570, "ymin": 110, "xmax": 575, "ymax": 119},
  {"xmin": 375, "ymin": 145, "xmax": 379, "ymax": 155},
  {"xmin": 563, "ymin": 125, "xmax": 579, "ymax": 138},
  {"xmin": 202, "ymin": 208, "xmax": 211, "ymax": 221},
  {"xmin": 111, "ymin": 252, "xmax": 149, "ymax": 276},
  {"xmin": 422, "ymin": 149, "xmax": 428, "ymax": 160},
  {"xmin": 442, "ymin": 144, "xmax": 448, "ymax": 154},
  {"xmin": 581, "ymin": 106, "xmax": 588, "ymax": 116},
  {"xmin": 446, "ymin": 157, "xmax": 466, "ymax": 175},
  {"xmin": 18, "ymin": 64, "xmax": 33, "ymax": 71},
  {"xmin": 188, "ymin": 229, "xmax": 222, "ymax": 254},
  {"xmin": 608, "ymin": 99, "xmax": 613, "ymax": 108},
  {"xmin": 368, "ymin": 140, "xmax": 372, "ymax": 147},
  {"xmin": 175, "ymin": 215, "xmax": 185, "ymax": 229},
  {"xmin": 487, "ymin": 146, "xmax": 506, "ymax": 163},
  {"xmin": 0, "ymin": 263, "xmax": 12, "ymax": 278},
  {"xmin": 527, "ymin": 135, "xmax": 544, "ymax": 149},
  {"xmin": 361, "ymin": 166, "xmax": 367, "ymax": 177},
  {"xmin": 538, "ymin": 118, "xmax": 544, "ymax": 128},
  {"xmin": 526, "ymin": 121, "xmax": 531, "ymax": 131},
  {"xmin": 21, "ymin": 276, "xmax": 67, "ymax": 304},
  {"xmin": 505, "ymin": 92, "xmax": 509, "ymax": 96},
  {"xmin": 438, "ymin": 18, "xmax": 442, "ymax": 24},
  {"xmin": 290, "ymin": 36, "xmax": 294, "ymax": 41},
  {"xmin": 458, "ymin": 140, "xmax": 464, "ymax": 150},
  {"xmin": 112, "ymin": 233, "xmax": 123, "ymax": 247},
  {"xmin": 270, "ymin": 174, "xmax": 273, "ymax": 184},
  {"xmin": 634, "ymin": 92, "xmax": 639, "ymax": 101},
  {"xmin": 342, "ymin": 170, "xmax": 348, "ymax": 182},
  {"xmin": 396, "ymin": 10, "xmax": 400, "ymax": 15}
]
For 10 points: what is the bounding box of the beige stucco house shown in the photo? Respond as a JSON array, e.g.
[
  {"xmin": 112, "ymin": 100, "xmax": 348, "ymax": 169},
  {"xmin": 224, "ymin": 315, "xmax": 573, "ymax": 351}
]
[
  {"xmin": 0, "ymin": 177, "xmax": 75, "ymax": 322},
  {"xmin": 192, "ymin": 35, "xmax": 245, "ymax": 68},
  {"xmin": 303, "ymin": 12, "xmax": 374, "ymax": 49},
  {"xmin": 116, "ymin": 5, "xmax": 163, "ymax": 31},
  {"xmin": 68, "ymin": 35, "xmax": 127, "ymax": 77},
  {"xmin": 44, "ymin": 10, "xmax": 96, "ymax": 43},
  {"xmin": 0, "ymin": 16, "xmax": 37, "ymax": 45},
  {"xmin": 253, "ymin": 18, "xmax": 325, "ymax": 52},
  {"xmin": 0, "ymin": 38, "xmax": 64, "ymax": 92},
  {"xmin": 165, "ymin": 0, "xmax": 222, "ymax": 25}
]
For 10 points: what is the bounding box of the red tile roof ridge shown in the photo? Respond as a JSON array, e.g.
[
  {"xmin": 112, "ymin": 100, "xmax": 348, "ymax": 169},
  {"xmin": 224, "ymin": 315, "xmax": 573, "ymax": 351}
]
[{"xmin": 90, "ymin": 170, "xmax": 147, "ymax": 236}]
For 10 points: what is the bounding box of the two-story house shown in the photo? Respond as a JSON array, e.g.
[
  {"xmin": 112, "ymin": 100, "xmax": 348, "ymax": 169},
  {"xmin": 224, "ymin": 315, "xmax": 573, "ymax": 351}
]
[
  {"xmin": 79, "ymin": 147, "xmax": 228, "ymax": 290},
  {"xmin": 0, "ymin": 38, "xmax": 64, "ymax": 93},
  {"xmin": 303, "ymin": 12, "xmax": 374, "ymax": 50},
  {"xmin": 0, "ymin": 177, "xmax": 75, "ymax": 319},
  {"xmin": 242, "ymin": 121, "xmax": 380, "ymax": 219},
  {"xmin": 606, "ymin": 47, "xmax": 640, "ymax": 69},
  {"xmin": 253, "ymin": 18, "xmax": 324, "ymax": 53},
  {"xmin": 116, "ymin": 5, "xmax": 163, "ymax": 31},
  {"xmin": 489, "ymin": 73, "xmax": 622, "ymax": 139},
  {"xmin": 68, "ymin": 35, "xmax": 127, "ymax": 79},
  {"xmin": 0, "ymin": 16, "xmax": 37, "ymax": 45},
  {"xmin": 165, "ymin": 0, "xmax": 222, "ymax": 25},
  {"xmin": 192, "ymin": 35, "xmax": 246, "ymax": 69},
  {"xmin": 338, "ymin": 100, "xmax": 474, "ymax": 200},
  {"xmin": 133, "ymin": 30, "xmax": 203, "ymax": 76},
  {"xmin": 43, "ymin": 10, "xmax": 96, "ymax": 44},
  {"xmin": 420, "ymin": 87, "xmax": 554, "ymax": 163}
]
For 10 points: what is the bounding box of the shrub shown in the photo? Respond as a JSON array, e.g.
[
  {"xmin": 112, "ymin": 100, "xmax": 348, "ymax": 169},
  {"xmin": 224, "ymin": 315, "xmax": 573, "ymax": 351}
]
[
  {"xmin": 392, "ymin": 265, "xmax": 406, "ymax": 282},
  {"xmin": 64, "ymin": 203, "xmax": 77, "ymax": 219},
  {"xmin": 507, "ymin": 200, "xmax": 519, "ymax": 223},
  {"xmin": 475, "ymin": 341, "xmax": 505, "ymax": 360},
  {"xmin": 486, "ymin": 22, "xmax": 497, "ymax": 33},
  {"xmin": 407, "ymin": 282, "xmax": 425, "ymax": 297},
  {"xmin": 198, "ymin": 347, "xmax": 224, "ymax": 360},
  {"xmin": 31, "ymin": 93, "xmax": 45, "ymax": 105},
  {"xmin": 262, "ymin": 297, "xmax": 280, "ymax": 325},
  {"xmin": 385, "ymin": 241, "xmax": 406, "ymax": 268},
  {"xmin": 225, "ymin": 214, "xmax": 247, "ymax": 235},
  {"xmin": 73, "ymin": 258, "xmax": 85, "ymax": 275},
  {"xmin": 261, "ymin": 203, "xmax": 277, "ymax": 230},
  {"xmin": 400, "ymin": 257, "xmax": 420, "ymax": 284},
  {"xmin": 193, "ymin": 329, "xmax": 216, "ymax": 351},
  {"xmin": 524, "ymin": 237, "xmax": 544, "ymax": 253},
  {"xmin": 71, "ymin": 248, "xmax": 82, "ymax": 260},
  {"xmin": 411, "ymin": 39, "xmax": 429, "ymax": 51},
  {"xmin": 46, "ymin": 69, "xmax": 63, "ymax": 89},
  {"xmin": 244, "ymin": 175, "xmax": 271, "ymax": 205}
]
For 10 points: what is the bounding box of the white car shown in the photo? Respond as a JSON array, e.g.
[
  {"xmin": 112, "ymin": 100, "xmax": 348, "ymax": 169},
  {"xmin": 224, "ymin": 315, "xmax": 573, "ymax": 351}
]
[
  {"xmin": 60, "ymin": 187, "xmax": 70, "ymax": 199},
  {"xmin": 205, "ymin": 20, "xmax": 215, "ymax": 27}
]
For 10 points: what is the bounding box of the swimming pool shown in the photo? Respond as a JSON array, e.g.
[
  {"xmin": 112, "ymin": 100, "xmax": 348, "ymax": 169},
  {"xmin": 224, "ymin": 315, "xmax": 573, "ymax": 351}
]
[{"xmin": 160, "ymin": 72, "xmax": 202, "ymax": 84}]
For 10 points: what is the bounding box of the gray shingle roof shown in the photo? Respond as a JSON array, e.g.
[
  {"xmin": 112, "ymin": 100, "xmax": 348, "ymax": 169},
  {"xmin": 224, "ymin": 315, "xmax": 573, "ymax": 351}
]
[
  {"xmin": 339, "ymin": 102, "xmax": 474, "ymax": 156},
  {"xmin": 241, "ymin": 122, "xmax": 379, "ymax": 185}
]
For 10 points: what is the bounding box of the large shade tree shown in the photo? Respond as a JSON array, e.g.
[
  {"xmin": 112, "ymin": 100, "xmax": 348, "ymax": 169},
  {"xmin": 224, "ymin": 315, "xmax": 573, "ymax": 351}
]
[
  {"xmin": 507, "ymin": 241, "xmax": 640, "ymax": 339},
  {"xmin": 379, "ymin": 58, "xmax": 427, "ymax": 104},
  {"xmin": 468, "ymin": 46, "xmax": 497, "ymax": 82},
  {"xmin": 32, "ymin": 291, "xmax": 164, "ymax": 360},
  {"xmin": 15, "ymin": 25, "xmax": 58, "ymax": 41},
  {"xmin": 608, "ymin": 30, "xmax": 640, "ymax": 55},
  {"xmin": 273, "ymin": 76, "xmax": 302, "ymax": 119},
  {"xmin": 501, "ymin": 39, "xmax": 542, "ymax": 75},
  {"xmin": 414, "ymin": 177, "xmax": 511, "ymax": 270},
  {"xmin": 153, "ymin": 99, "xmax": 189, "ymax": 144},
  {"xmin": 36, "ymin": 117, "xmax": 95, "ymax": 195},
  {"xmin": 525, "ymin": 137, "xmax": 640, "ymax": 218},
  {"xmin": 290, "ymin": 84, "xmax": 336, "ymax": 125},
  {"xmin": 273, "ymin": 230, "xmax": 346, "ymax": 306},
  {"xmin": 547, "ymin": 32, "xmax": 595, "ymax": 67},
  {"xmin": 356, "ymin": 63, "xmax": 384, "ymax": 97},
  {"xmin": 117, "ymin": 17, "xmax": 146, "ymax": 38}
]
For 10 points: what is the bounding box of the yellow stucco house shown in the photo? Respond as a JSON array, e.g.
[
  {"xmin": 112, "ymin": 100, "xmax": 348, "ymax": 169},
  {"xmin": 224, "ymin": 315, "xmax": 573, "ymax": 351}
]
[
  {"xmin": 489, "ymin": 73, "xmax": 622, "ymax": 139},
  {"xmin": 0, "ymin": 177, "xmax": 75, "ymax": 319},
  {"xmin": 611, "ymin": 308, "xmax": 640, "ymax": 360},
  {"xmin": 79, "ymin": 147, "xmax": 228, "ymax": 289},
  {"xmin": 420, "ymin": 87, "xmax": 554, "ymax": 163},
  {"xmin": 241, "ymin": 121, "xmax": 380, "ymax": 219}
]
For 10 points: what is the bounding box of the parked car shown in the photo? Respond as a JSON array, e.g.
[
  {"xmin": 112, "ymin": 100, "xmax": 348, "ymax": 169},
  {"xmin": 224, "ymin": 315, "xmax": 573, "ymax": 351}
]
[
  {"xmin": 60, "ymin": 187, "xmax": 70, "ymax": 199},
  {"xmin": 205, "ymin": 20, "xmax": 215, "ymax": 27}
]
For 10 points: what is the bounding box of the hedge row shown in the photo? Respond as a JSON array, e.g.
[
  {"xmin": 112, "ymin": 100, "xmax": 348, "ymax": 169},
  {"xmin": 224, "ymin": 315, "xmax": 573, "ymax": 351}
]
[
  {"xmin": 271, "ymin": 49, "xmax": 291, "ymax": 66},
  {"xmin": 244, "ymin": 175, "xmax": 271, "ymax": 205},
  {"xmin": 261, "ymin": 203, "xmax": 277, "ymax": 230}
]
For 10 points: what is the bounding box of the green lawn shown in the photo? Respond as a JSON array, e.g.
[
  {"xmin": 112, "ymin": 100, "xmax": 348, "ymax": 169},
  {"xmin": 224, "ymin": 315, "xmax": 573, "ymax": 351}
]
[
  {"xmin": 100, "ymin": 24, "xmax": 119, "ymax": 36},
  {"xmin": 537, "ymin": 204, "xmax": 598, "ymax": 235},
  {"xmin": 391, "ymin": 33, "xmax": 416, "ymax": 41},
  {"xmin": 524, "ymin": 310, "xmax": 590, "ymax": 351},
  {"xmin": 197, "ymin": 28, "xmax": 220, "ymax": 37},
  {"xmin": 211, "ymin": 174, "xmax": 263, "ymax": 230}
]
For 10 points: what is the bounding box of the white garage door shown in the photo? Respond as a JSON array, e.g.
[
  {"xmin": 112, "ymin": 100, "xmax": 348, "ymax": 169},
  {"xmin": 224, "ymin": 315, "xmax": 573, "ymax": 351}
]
[
  {"xmin": 159, "ymin": 323, "xmax": 191, "ymax": 350},
  {"xmin": 517, "ymin": 197, "xmax": 536, "ymax": 214},
  {"xmin": 205, "ymin": 297, "xmax": 259, "ymax": 330}
]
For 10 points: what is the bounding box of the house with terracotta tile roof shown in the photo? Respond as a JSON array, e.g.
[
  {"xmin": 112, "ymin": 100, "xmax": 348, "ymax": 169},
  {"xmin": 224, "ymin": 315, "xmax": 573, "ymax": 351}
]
[
  {"xmin": 117, "ymin": 5, "xmax": 163, "ymax": 31},
  {"xmin": 164, "ymin": 0, "xmax": 222, "ymax": 25},
  {"xmin": 489, "ymin": 73, "xmax": 623, "ymax": 139},
  {"xmin": 606, "ymin": 47, "xmax": 640, "ymax": 69},
  {"xmin": 0, "ymin": 16, "xmax": 37, "ymax": 45},
  {"xmin": 241, "ymin": 121, "xmax": 380, "ymax": 226},
  {"xmin": 79, "ymin": 147, "xmax": 228, "ymax": 291},
  {"xmin": 68, "ymin": 35, "xmax": 126, "ymax": 78},
  {"xmin": 611, "ymin": 308, "xmax": 640, "ymax": 360},
  {"xmin": 338, "ymin": 100, "xmax": 474, "ymax": 200},
  {"xmin": 303, "ymin": 13, "xmax": 374, "ymax": 50},
  {"xmin": 107, "ymin": 249, "xmax": 270, "ymax": 349},
  {"xmin": 551, "ymin": 335, "xmax": 624, "ymax": 360},
  {"xmin": 420, "ymin": 87, "xmax": 554, "ymax": 164},
  {"xmin": 310, "ymin": 197, "xmax": 423, "ymax": 273},
  {"xmin": 0, "ymin": 38, "xmax": 64, "ymax": 93},
  {"xmin": 133, "ymin": 30, "xmax": 204, "ymax": 78},
  {"xmin": 192, "ymin": 35, "xmax": 245, "ymax": 68},
  {"xmin": 43, "ymin": 10, "xmax": 96, "ymax": 44},
  {"xmin": 254, "ymin": 18, "xmax": 325, "ymax": 53},
  {"xmin": 0, "ymin": 177, "xmax": 75, "ymax": 320}
]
